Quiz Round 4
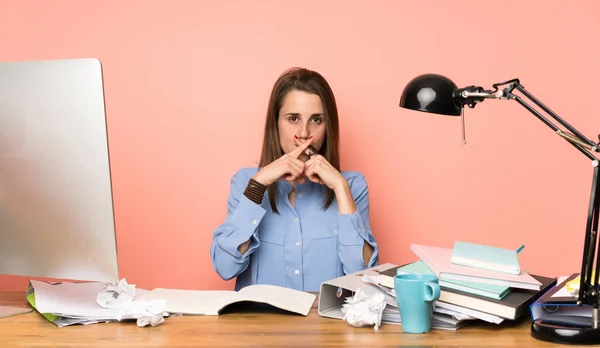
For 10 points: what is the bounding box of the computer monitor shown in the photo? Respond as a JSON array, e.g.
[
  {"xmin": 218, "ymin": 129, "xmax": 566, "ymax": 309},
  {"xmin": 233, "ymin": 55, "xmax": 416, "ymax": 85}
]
[{"xmin": 0, "ymin": 58, "xmax": 119, "ymax": 285}]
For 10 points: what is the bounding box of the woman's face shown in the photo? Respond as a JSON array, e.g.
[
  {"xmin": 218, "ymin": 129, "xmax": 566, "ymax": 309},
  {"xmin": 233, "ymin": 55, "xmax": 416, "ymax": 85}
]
[{"xmin": 277, "ymin": 90, "xmax": 326, "ymax": 160}]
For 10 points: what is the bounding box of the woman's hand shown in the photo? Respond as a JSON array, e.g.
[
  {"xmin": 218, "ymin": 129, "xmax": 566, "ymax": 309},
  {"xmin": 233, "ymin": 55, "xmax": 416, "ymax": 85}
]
[
  {"xmin": 305, "ymin": 154, "xmax": 356, "ymax": 214},
  {"xmin": 252, "ymin": 137, "xmax": 315, "ymax": 186},
  {"xmin": 295, "ymin": 138, "xmax": 356, "ymax": 214},
  {"xmin": 296, "ymin": 136, "xmax": 344, "ymax": 191},
  {"xmin": 303, "ymin": 154, "xmax": 346, "ymax": 190}
]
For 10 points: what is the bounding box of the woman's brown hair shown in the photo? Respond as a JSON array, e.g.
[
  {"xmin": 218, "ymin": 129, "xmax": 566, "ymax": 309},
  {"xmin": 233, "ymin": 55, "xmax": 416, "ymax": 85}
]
[{"xmin": 259, "ymin": 67, "xmax": 340, "ymax": 214}]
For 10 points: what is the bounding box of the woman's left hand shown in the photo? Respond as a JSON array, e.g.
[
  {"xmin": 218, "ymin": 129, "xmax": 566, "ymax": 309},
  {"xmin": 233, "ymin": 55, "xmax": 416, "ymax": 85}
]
[{"xmin": 304, "ymin": 154, "xmax": 346, "ymax": 190}]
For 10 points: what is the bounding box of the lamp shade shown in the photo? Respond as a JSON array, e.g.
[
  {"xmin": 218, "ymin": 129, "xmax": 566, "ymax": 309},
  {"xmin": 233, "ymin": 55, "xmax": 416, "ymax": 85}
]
[{"xmin": 399, "ymin": 74, "xmax": 461, "ymax": 116}]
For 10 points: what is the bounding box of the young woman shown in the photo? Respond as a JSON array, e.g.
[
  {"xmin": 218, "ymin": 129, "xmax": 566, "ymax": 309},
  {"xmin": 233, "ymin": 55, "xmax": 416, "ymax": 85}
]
[{"xmin": 210, "ymin": 67, "xmax": 378, "ymax": 292}]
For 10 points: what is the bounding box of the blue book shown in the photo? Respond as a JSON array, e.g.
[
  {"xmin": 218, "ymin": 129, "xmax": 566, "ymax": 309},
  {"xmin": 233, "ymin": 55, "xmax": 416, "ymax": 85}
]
[
  {"xmin": 397, "ymin": 260, "xmax": 511, "ymax": 300},
  {"xmin": 451, "ymin": 241, "xmax": 521, "ymax": 275}
]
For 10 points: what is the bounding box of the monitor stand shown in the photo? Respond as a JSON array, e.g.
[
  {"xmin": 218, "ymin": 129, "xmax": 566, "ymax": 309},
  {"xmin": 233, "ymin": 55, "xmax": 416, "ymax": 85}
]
[{"xmin": 0, "ymin": 305, "xmax": 32, "ymax": 319}]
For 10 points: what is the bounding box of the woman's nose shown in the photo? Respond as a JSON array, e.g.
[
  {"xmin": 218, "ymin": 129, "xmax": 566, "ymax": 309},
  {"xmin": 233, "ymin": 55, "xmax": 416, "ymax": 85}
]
[{"xmin": 298, "ymin": 123, "xmax": 309, "ymax": 139}]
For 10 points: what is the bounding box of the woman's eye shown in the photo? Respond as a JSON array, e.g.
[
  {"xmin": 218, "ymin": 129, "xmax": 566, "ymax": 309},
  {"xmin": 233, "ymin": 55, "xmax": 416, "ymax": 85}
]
[
  {"xmin": 289, "ymin": 116, "xmax": 298, "ymax": 122},
  {"xmin": 312, "ymin": 117, "xmax": 323, "ymax": 123}
]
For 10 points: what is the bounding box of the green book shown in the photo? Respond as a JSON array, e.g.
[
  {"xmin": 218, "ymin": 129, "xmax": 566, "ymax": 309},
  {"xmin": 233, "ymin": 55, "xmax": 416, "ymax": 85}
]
[{"xmin": 397, "ymin": 260, "xmax": 511, "ymax": 300}]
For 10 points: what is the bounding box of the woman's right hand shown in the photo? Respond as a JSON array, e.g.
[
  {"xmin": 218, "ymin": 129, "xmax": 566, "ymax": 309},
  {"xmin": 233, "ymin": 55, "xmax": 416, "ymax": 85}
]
[{"xmin": 252, "ymin": 136, "xmax": 314, "ymax": 186}]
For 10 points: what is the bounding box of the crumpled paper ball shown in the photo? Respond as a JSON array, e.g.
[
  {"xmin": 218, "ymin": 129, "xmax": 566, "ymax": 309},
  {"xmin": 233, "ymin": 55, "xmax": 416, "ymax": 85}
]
[
  {"xmin": 97, "ymin": 278, "xmax": 136, "ymax": 309},
  {"xmin": 341, "ymin": 288, "xmax": 387, "ymax": 330},
  {"xmin": 96, "ymin": 279, "xmax": 167, "ymax": 328}
]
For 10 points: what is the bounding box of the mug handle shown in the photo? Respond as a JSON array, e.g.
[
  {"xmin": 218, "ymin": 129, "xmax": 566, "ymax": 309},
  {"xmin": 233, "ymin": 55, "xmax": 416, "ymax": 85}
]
[{"xmin": 423, "ymin": 282, "xmax": 440, "ymax": 302}]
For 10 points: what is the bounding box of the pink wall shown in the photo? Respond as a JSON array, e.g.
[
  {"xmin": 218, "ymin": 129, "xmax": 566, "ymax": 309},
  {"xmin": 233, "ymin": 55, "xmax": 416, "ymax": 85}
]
[{"xmin": 1, "ymin": 0, "xmax": 599, "ymax": 292}]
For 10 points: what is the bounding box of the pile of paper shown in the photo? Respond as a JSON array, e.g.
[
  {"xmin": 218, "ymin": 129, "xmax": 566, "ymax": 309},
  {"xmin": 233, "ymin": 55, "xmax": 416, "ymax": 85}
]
[
  {"xmin": 27, "ymin": 280, "xmax": 167, "ymax": 327},
  {"xmin": 357, "ymin": 244, "xmax": 557, "ymax": 329},
  {"xmin": 362, "ymin": 274, "xmax": 486, "ymax": 330}
]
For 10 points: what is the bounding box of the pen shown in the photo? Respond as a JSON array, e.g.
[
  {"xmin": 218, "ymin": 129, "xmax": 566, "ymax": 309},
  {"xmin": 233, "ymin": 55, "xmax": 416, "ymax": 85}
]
[{"xmin": 516, "ymin": 245, "xmax": 525, "ymax": 254}]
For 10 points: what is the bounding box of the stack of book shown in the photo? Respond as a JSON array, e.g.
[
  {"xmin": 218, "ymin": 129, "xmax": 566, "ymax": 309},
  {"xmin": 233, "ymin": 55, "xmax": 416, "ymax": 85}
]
[{"xmin": 376, "ymin": 242, "xmax": 556, "ymax": 329}]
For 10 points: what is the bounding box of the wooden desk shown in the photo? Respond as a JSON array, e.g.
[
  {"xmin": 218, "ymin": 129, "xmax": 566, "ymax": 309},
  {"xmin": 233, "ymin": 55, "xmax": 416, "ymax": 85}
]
[{"xmin": 0, "ymin": 291, "xmax": 567, "ymax": 347}]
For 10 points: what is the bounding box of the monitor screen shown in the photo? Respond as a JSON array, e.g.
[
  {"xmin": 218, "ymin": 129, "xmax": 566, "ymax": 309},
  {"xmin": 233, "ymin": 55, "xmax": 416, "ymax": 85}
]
[{"xmin": 0, "ymin": 58, "xmax": 119, "ymax": 282}]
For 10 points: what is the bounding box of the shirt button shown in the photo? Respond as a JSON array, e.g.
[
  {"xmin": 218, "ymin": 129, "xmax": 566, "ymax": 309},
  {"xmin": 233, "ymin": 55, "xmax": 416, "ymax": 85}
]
[
  {"xmin": 358, "ymin": 227, "xmax": 363, "ymax": 232},
  {"xmin": 298, "ymin": 193, "xmax": 302, "ymax": 198},
  {"xmin": 295, "ymin": 241, "xmax": 301, "ymax": 246},
  {"xmin": 294, "ymin": 217, "xmax": 299, "ymax": 222},
  {"xmin": 294, "ymin": 270, "xmax": 300, "ymax": 275},
  {"xmin": 333, "ymin": 229, "xmax": 338, "ymax": 235},
  {"xmin": 252, "ymin": 219, "xmax": 257, "ymax": 224}
]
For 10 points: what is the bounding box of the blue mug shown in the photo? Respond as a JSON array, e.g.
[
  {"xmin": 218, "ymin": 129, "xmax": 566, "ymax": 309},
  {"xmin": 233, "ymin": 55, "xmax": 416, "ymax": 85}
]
[{"xmin": 394, "ymin": 273, "xmax": 441, "ymax": 333}]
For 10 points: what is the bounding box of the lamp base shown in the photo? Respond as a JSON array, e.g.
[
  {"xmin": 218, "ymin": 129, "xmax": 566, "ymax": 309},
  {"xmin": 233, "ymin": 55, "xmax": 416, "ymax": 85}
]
[{"xmin": 531, "ymin": 317, "xmax": 600, "ymax": 345}]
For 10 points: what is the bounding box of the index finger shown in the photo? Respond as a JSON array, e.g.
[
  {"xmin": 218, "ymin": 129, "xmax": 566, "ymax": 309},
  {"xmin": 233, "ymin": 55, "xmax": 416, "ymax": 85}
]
[{"xmin": 288, "ymin": 136, "xmax": 314, "ymax": 158}]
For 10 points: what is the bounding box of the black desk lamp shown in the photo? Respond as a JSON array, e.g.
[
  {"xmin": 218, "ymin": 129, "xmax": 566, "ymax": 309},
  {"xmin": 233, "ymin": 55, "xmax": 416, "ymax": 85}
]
[{"xmin": 399, "ymin": 74, "xmax": 600, "ymax": 345}]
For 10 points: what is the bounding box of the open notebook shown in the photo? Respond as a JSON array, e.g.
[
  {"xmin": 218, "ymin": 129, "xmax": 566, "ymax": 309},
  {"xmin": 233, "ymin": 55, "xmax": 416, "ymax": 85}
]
[{"xmin": 138, "ymin": 284, "xmax": 316, "ymax": 316}]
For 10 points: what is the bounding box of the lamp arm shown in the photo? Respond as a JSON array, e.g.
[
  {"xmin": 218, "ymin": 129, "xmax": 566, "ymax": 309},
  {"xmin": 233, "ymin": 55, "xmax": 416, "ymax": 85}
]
[
  {"xmin": 460, "ymin": 80, "xmax": 600, "ymax": 161},
  {"xmin": 579, "ymin": 165, "xmax": 600, "ymax": 312},
  {"xmin": 512, "ymin": 83, "xmax": 598, "ymax": 149},
  {"xmin": 511, "ymin": 93, "xmax": 598, "ymax": 161},
  {"xmin": 459, "ymin": 79, "xmax": 600, "ymax": 313},
  {"xmin": 501, "ymin": 82, "xmax": 600, "ymax": 311}
]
